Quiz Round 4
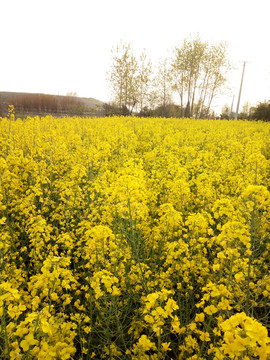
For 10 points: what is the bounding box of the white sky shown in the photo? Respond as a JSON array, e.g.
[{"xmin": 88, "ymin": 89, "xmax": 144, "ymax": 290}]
[{"xmin": 1, "ymin": 0, "xmax": 270, "ymax": 114}]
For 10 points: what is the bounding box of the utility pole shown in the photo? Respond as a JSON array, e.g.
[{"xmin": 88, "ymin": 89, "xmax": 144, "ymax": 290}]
[
  {"xmin": 230, "ymin": 95, "xmax": 235, "ymax": 119},
  {"xmin": 235, "ymin": 61, "xmax": 246, "ymax": 119}
]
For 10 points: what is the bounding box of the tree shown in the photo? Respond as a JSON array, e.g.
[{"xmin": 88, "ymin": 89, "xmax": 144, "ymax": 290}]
[
  {"xmin": 220, "ymin": 104, "xmax": 231, "ymax": 119},
  {"xmin": 203, "ymin": 42, "xmax": 230, "ymax": 117},
  {"xmin": 238, "ymin": 101, "xmax": 251, "ymax": 119},
  {"xmin": 108, "ymin": 41, "xmax": 138, "ymax": 115},
  {"xmin": 172, "ymin": 36, "xmax": 207, "ymax": 117},
  {"xmin": 171, "ymin": 35, "xmax": 230, "ymax": 118},
  {"xmin": 107, "ymin": 37, "xmax": 231, "ymax": 118},
  {"xmin": 152, "ymin": 58, "xmax": 173, "ymax": 116},
  {"xmin": 251, "ymin": 101, "xmax": 270, "ymax": 121},
  {"xmin": 137, "ymin": 49, "xmax": 152, "ymax": 114}
]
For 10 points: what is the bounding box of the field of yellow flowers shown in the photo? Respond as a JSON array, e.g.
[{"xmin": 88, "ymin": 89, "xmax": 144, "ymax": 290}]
[{"xmin": 0, "ymin": 112, "xmax": 270, "ymax": 359}]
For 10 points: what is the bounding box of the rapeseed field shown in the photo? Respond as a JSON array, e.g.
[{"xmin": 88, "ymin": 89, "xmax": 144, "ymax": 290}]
[{"xmin": 0, "ymin": 113, "xmax": 270, "ymax": 359}]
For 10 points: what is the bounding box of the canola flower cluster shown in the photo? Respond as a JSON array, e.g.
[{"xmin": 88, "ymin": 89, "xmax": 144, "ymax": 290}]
[{"xmin": 0, "ymin": 113, "xmax": 270, "ymax": 359}]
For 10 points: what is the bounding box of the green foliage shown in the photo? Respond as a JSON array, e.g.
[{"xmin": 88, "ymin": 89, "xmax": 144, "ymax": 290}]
[{"xmin": 251, "ymin": 101, "xmax": 270, "ymax": 121}]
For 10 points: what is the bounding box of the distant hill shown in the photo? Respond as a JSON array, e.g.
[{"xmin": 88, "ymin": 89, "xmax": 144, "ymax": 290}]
[
  {"xmin": 0, "ymin": 91, "xmax": 105, "ymax": 117},
  {"xmin": 75, "ymin": 96, "xmax": 104, "ymax": 109}
]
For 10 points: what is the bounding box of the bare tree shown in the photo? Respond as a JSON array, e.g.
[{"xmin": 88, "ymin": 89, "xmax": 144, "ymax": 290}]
[
  {"xmin": 172, "ymin": 36, "xmax": 230, "ymax": 118},
  {"xmin": 137, "ymin": 49, "xmax": 152, "ymax": 113},
  {"xmin": 172, "ymin": 36, "xmax": 206, "ymax": 117},
  {"xmin": 204, "ymin": 42, "xmax": 230, "ymax": 117},
  {"xmin": 154, "ymin": 58, "xmax": 173, "ymax": 111},
  {"xmin": 108, "ymin": 41, "xmax": 138, "ymax": 115},
  {"xmin": 66, "ymin": 92, "xmax": 78, "ymax": 97}
]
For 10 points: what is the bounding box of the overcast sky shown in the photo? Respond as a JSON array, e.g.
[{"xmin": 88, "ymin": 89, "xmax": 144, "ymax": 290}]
[{"xmin": 1, "ymin": 0, "xmax": 270, "ymax": 114}]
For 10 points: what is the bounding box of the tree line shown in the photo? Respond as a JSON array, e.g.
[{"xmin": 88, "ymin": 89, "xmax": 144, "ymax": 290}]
[
  {"xmin": 252, "ymin": 101, "xmax": 270, "ymax": 121},
  {"xmin": 7, "ymin": 93, "xmax": 84, "ymax": 115},
  {"xmin": 0, "ymin": 92, "xmax": 103, "ymax": 118},
  {"xmin": 220, "ymin": 100, "xmax": 270, "ymax": 121},
  {"xmin": 106, "ymin": 36, "xmax": 231, "ymax": 118}
]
